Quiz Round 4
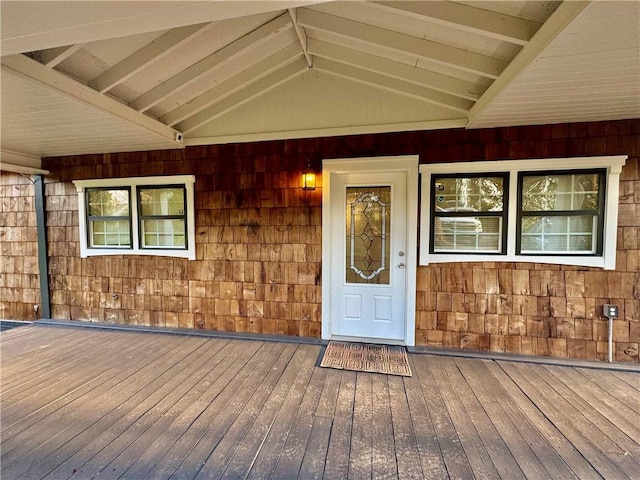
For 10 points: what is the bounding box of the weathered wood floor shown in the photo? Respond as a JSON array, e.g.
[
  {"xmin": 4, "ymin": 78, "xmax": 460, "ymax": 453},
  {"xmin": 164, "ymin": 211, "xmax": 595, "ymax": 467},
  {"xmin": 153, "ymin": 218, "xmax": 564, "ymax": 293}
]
[{"xmin": 1, "ymin": 324, "xmax": 639, "ymax": 480}]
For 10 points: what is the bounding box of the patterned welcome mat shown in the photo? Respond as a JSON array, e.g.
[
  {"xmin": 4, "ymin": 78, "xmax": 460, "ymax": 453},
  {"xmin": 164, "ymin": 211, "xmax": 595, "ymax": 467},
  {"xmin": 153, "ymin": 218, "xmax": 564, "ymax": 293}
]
[{"xmin": 320, "ymin": 341, "xmax": 412, "ymax": 377}]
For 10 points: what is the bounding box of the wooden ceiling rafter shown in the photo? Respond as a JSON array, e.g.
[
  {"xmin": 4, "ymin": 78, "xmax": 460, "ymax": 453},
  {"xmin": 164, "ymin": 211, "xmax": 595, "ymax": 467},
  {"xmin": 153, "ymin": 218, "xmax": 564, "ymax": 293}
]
[
  {"xmin": 177, "ymin": 58, "xmax": 308, "ymax": 134},
  {"xmin": 307, "ymin": 39, "xmax": 485, "ymax": 102},
  {"xmin": 288, "ymin": 8, "xmax": 313, "ymax": 68},
  {"xmin": 129, "ymin": 13, "xmax": 294, "ymax": 113},
  {"xmin": 35, "ymin": 44, "xmax": 84, "ymax": 68},
  {"xmin": 369, "ymin": 1, "xmax": 540, "ymax": 46},
  {"xmin": 314, "ymin": 57, "xmax": 474, "ymax": 113},
  {"xmin": 88, "ymin": 22, "xmax": 217, "ymax": 94},
  {"xmin": 161, "ymin": 43, "xmax": 304, "ymax": 127},
  {"xmin": 296, "ymin": 8, "xmax": 508, "ymax": 79}
]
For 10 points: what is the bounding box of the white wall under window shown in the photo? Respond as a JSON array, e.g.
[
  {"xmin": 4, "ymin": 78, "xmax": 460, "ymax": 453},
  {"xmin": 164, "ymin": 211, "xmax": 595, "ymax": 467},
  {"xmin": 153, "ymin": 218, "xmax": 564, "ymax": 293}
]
[
  {"xmin": 74, "ymin": 175, "xmax": 196, "ymax": 260},
  {"xmin": 419, "ymin": 156, "xmax": 627, "ymax": 270}
]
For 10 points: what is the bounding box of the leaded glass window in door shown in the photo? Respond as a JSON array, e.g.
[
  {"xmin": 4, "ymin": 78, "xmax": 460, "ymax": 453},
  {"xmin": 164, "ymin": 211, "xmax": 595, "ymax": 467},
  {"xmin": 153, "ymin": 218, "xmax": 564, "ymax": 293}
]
[{"xmin": 346, "ymin": 186, "xmax": 391, "ymax": 284}]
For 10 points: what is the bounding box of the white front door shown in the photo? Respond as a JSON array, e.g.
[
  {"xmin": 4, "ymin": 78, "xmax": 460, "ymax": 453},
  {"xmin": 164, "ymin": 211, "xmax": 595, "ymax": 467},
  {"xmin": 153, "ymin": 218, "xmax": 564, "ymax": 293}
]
[{"xmin": 329, "ymin": 171, "xmax": 407, "ymax": 341}]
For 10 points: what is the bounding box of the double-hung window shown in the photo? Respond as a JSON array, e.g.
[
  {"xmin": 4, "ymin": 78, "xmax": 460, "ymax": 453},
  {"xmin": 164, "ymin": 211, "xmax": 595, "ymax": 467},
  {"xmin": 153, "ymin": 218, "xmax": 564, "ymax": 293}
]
[
  {"xmin": 86, "ymin": 188, "xmax": 131, "ymax": 248},
  {"xmin": 74, "ymin": 175, "xmax": 195, "ymax": 260},
  {"xmin": 518, "ymin": 170, "xmax": 605, "ymax": 255},
  {"xmin": 431, "ymin": 174, "xmax": 508, "ymax": 254},
  {"xmin": 138, "ymin": 186, "xmax": 188, "ymax": 249},
  {"xmin": 420, "ymin": 156, "xmax": 626, "ymax": 269}
]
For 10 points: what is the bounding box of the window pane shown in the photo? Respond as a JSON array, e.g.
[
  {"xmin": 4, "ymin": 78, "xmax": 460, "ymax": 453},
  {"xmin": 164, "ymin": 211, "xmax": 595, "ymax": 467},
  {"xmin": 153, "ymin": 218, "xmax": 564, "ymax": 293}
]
[
  {"xmin": 89, "ymin": 219, "xmax": 130, "ymax": 247},
  {"xmin": 434, "ymin": 216, "xmax": 502, "ymax": 252},
  {"xmin": 521, "ymin": 173, "xmax": 600, "ymax": 212},
  {"xmin": 142, "ymin": 219, "xmax": 186, "ymax": 248},
  {"xmin": 139, "ymin": 188, "xmax": 185, "ymax": 216},
  {"xmin": 87, "ymin": 189, "xmax": 129, "ymax": 217},
  {"xmin": 521, "ymin": 215, "xmax": 596, "ymax": 253},
  {"xmin": 434, "ymin": 177, "xmax": 503, "ymax": 212}
]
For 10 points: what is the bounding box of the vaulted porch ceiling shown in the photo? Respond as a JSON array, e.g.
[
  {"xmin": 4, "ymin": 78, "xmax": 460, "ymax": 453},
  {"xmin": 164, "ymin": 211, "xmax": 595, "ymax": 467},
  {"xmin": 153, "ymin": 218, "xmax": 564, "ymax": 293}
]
[{"xmin": 1, "ymin": 1, "xmax": 639, "ymax": 163}]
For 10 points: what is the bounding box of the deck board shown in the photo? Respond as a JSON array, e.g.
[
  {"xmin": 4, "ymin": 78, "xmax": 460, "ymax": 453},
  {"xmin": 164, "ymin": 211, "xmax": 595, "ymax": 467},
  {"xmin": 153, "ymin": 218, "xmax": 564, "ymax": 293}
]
[
  {"xmin": 575, "ymin": 367, "xmax": 640, "ymax": 414},
  {"xmin": 441, "ymin": 358, "xmax": 528, "ymax": 479},
  {"xmin": 456, "ymin": 358, "xmax": 578, "ymax": 479},
  {"xmin": 270, "ymin": 365, "xmax": 328, "ymax": 479},
  {"xmin": 0, "ymin": 334, "xmax": 169, "ymax": 465},
  {"xmin": 402, "ymin": 357, "xmax": 448, "ymax": 478},
  {"xmin": 1, "ymin": 324, "xmax": 638, "ymax": 480},
  {"xmin": 499, "ymin": 361, "xmax": 631, "ymax": 479},
  {"xmin": 322, "ymin": 370, "xmax": 356, "ymax": 479}
]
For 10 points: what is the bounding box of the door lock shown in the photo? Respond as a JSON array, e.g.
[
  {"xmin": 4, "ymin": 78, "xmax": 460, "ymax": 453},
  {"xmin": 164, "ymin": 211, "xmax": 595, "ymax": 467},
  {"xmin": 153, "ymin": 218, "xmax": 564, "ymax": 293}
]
[{"xmin": 398, "ymin": 251, "xmax": 405, "ymax": 257}]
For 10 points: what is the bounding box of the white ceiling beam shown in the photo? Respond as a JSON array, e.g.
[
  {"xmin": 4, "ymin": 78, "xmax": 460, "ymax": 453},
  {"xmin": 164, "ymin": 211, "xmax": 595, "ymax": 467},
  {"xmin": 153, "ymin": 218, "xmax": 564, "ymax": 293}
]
[
  {"xmin": 0, "ymin": 162, "xmax": 49, "ymax": 176},
  {"xmin": 1, "ymin": 1, "xmax": 327, "ymax": 55},
  {"xmin": 36, "ymin": 44, "xmax": 84, "ymax": 68},
  {"xmin": 177, "ymin": 59, "xmax": 308, "ymax": 134},
  {"xmin": 187, "ymin": 119, "xmax": 468, "ymax": 146},
  {"xmin": 130, "ymin": 14, "xmax": 293, "ymax": 113},
  {"xmin": 314, "ymin": 57, "xmax": 473, "ymax": 113},
  {"xmin": 0, "ymin": 149, "xmax": 45, "ymax": 172},
  {"xmin": 89, "ymin": 22, "xmax": 215, "ymax": 94},
  {"xmin": 296, "ymin": 8, "xmax": 506, "ymax": 79},
  {"xmin": 308, "ymin": 39, "xmax": 483, "ymax": 101},
  {"xmin": 370, "ymin": 1, "xmax": 540, "ymax": 46},
  {"xmin": 288, "ymin": 8, "xmax": 313, "ymax": 68},
  {"xmin": 468, "ymin": 1, "xmax": 591, "ymax": 127},
  {"xmin": 1, "ymin": 54, "xmax": 182, "ymax": 145},
  {"xmin": 162, "ymin": 43, "xmax": 303, "ymax": 126}
]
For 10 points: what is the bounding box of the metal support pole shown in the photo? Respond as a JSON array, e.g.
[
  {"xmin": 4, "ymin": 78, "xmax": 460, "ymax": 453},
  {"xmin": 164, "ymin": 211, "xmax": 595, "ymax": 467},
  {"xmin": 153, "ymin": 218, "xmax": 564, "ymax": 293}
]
[
  {"xmin": 34, "ymin": 175, "xmax": 51, "ymax": 319},
  {"xmin": 608, "ymin": 317, "xmax": 613, "ymax": 363}
]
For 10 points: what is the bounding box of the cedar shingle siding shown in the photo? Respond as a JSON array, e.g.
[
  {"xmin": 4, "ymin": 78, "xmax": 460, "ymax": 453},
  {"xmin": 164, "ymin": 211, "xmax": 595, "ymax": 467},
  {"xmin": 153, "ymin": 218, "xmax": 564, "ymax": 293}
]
[
  {"xmin": 2, "ymin": 119, "xmax": 638, "ymax": 362},
  {"xmin": 0, "ymin": 173, "xmax": 40, "ymax": 320}
]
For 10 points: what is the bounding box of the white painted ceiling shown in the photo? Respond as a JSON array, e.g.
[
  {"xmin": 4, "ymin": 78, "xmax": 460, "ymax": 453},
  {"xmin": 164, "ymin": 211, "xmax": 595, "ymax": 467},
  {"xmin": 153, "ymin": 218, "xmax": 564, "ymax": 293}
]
[{"xmin": 1, "ymin": 1, "xmax": 639, "ymax": 164}]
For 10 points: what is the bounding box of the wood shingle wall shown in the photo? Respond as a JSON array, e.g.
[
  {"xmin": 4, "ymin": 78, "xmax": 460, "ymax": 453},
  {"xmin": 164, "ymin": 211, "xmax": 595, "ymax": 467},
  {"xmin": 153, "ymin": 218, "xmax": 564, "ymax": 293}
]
[
  {"xmin": 413, "ymin": 121, "xmax": 639, "ymax": 363},
  {"xmin": 1, "ymin": 119, "xmax": 637, "ymax": 362},
  {"xmin": 42, "ymin": 150, "xmax": 323, "ymax": 337},
  {"xmin": 0, "ymin": 173, "xmax": 40, "ymax": 319}
]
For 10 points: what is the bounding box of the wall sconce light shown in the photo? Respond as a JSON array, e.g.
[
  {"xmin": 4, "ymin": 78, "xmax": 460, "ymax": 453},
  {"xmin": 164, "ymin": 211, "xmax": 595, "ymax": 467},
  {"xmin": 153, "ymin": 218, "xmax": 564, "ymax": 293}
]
[{"xmin": 302, "ymin": 160, "xmax": 316, "ymax": 191}]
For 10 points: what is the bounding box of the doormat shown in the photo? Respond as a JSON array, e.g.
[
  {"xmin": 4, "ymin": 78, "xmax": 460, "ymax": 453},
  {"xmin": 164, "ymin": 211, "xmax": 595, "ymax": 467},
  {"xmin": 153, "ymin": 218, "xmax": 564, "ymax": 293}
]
[{"xmin": 320, "ymin": 341, "xmax": 412, "ymax": 377}]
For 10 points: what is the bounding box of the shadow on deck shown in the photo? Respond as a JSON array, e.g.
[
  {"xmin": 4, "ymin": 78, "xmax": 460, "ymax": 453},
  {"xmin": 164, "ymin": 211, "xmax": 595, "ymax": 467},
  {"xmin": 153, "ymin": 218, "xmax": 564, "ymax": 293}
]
[{"xmin": 1, "ymin": 324, "xmax": 639, "ymax": 479}]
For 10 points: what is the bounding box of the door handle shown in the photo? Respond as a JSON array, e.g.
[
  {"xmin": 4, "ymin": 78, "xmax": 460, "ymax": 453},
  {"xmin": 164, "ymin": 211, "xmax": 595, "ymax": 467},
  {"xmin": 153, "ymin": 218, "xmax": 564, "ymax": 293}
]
[{"xmin": 398, "ymin": 263, "xmax": 405, "ymax": 269}]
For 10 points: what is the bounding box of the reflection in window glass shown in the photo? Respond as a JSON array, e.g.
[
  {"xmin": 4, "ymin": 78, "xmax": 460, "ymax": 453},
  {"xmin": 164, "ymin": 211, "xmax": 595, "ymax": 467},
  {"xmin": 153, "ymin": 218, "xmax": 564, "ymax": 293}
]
[
  {"xmin": 432, "ymin": 176, "xmax": 506, "ymax": 253},
  {"xmin": 138, "ymin": 187, "xmax": 187, "ymax": 249},
  {"xmin": 86, "ymin": 188, "xmax": 131, "ymax": 248},
  {"xmin": 142, "ymin": 219, "xmax": 186, "ymax": 247},
  {"xmin": 519, "ymin": 172, "xmax": 603, "ymax": 254},
  {"xmin": 139, "ymin": 188, "xmax": 185, "ymax": 216}
]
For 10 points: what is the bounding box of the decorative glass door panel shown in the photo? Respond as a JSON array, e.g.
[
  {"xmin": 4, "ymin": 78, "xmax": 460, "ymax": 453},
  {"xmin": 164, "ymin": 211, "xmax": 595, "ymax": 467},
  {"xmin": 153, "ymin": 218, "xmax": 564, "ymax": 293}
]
[{"xmin": 345, "ymin": 186, "xmax": 391, "ymax": 284}]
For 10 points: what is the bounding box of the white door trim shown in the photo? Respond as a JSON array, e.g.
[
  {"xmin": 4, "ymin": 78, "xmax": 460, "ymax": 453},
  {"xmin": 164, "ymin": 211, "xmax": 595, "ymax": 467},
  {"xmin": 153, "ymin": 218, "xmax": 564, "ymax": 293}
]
[{"xmin": 322, "ymin": 155, "xmax": 419, "ymax": 346}]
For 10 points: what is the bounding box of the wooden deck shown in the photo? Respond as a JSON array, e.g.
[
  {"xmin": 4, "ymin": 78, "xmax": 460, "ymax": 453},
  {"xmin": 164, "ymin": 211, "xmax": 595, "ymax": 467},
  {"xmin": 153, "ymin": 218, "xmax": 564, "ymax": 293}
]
[{"xmin": 1, "ymin": 324, "xmax": 639, "ymax": 480}]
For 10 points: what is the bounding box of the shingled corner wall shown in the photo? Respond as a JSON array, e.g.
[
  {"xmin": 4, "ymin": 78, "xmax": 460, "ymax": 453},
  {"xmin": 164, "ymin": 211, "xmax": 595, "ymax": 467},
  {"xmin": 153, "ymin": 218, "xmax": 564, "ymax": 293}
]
[
  {"xmin": 0, "ymin": 172, "xmax": 40, "ymax": 320},
  {"xmin": 34, "ymin": 119, "xmax": 639, "ymax": 363}
]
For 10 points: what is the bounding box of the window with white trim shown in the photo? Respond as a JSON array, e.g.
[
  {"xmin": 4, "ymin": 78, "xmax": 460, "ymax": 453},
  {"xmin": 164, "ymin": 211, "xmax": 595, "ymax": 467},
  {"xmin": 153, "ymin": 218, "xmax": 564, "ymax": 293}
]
[
  {"xmin": 420, "ymin": 156, "xmax": 626, "ymax": 270},
  {"xmin": 74, "ymin": 176, "xmax": 196, "ymax": 260}
]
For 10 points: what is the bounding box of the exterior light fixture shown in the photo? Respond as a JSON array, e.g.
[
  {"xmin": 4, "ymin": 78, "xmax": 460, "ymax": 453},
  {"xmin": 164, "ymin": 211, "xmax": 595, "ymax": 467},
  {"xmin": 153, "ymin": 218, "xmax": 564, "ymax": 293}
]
[{"xmin": 302, "ymin": 160, "xmax": 316, "ymax": 190}]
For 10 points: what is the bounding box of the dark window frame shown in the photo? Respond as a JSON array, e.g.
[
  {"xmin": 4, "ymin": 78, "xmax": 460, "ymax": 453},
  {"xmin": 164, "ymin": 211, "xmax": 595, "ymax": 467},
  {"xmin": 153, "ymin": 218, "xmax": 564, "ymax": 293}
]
[
  {"xmin": 516, "ymin": 168, "xmax": 606, "ymax": 256},
  {"xmin": 136, "ymin": 184, "xmax": 189, "ymax": 251},
  {"xmin": 429, "ymin": 172, "xmax": 509, "ymax": 255},
  {"xmin": 85, "ymin": 186, "xmax": 132, "ymax": 249}
]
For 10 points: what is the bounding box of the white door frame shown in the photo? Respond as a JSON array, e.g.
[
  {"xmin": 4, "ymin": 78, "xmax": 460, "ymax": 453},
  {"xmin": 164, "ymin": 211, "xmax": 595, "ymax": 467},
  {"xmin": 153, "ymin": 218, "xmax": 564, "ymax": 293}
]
[{"xmin": 322, "ymin": 155, "xmax": 419, "ymax": 346}]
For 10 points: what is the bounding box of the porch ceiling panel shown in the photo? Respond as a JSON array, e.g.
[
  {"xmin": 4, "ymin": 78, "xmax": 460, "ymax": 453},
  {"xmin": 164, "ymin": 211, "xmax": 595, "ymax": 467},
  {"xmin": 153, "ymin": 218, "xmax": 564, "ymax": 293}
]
[
  {"xmin": 1, "ymin": 1, "xmax": 638, "ymax": 163},
  {"xmin": 187, "ymin": 68, "xmax": 467, "ymax": 142},
  {"xmin": 469, "ymin": 0, "xmax": 640, "ymax": 128},
  {"xmin": 0, "ymin": 68, "xmax": 179, "ymax": 158}
]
